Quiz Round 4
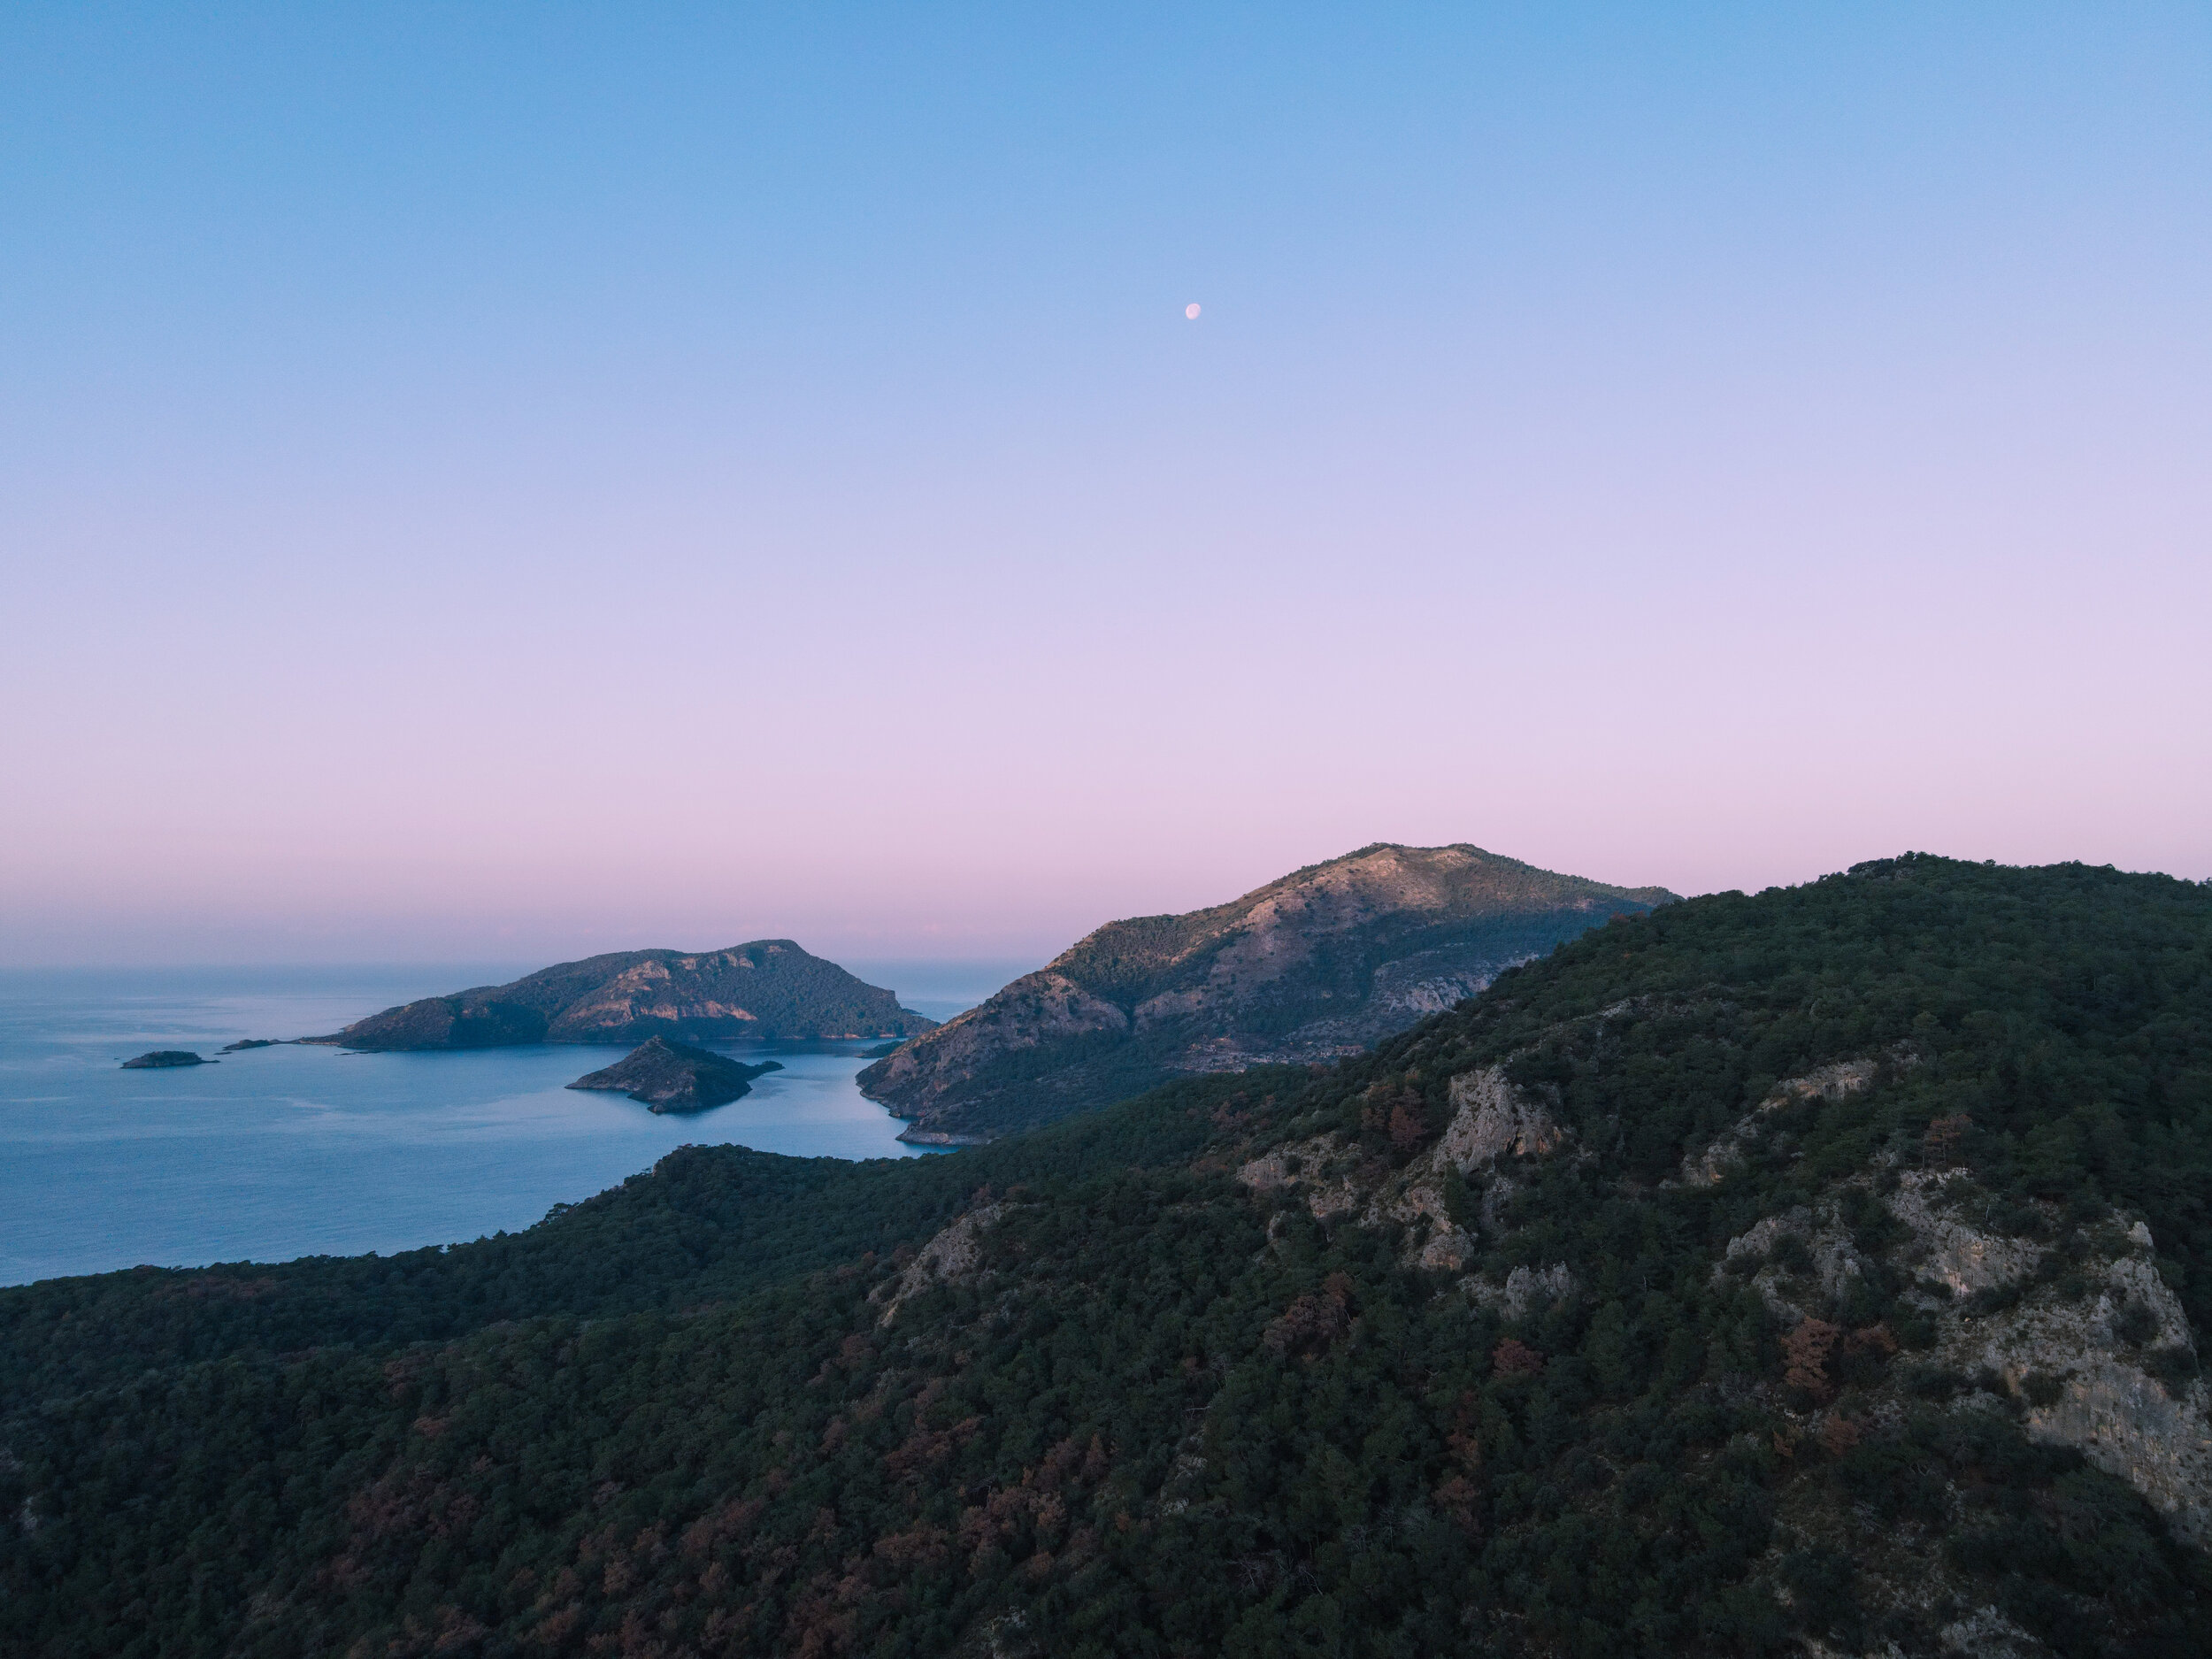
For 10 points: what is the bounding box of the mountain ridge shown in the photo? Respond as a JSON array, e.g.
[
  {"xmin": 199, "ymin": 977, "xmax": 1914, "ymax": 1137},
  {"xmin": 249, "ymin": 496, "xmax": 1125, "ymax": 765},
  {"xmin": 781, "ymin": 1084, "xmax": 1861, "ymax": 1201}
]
[{"xmin": 860, "ymin": 841, "xmax": 1674, "ymax": 1141}]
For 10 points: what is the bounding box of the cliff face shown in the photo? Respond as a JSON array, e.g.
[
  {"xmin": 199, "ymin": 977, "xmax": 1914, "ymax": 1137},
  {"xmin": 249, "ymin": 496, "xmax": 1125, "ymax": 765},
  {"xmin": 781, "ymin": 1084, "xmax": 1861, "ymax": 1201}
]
[
  {"xmin": 320, "ymin": 941, "xmax": 936, "ymax": 1051},
  {"xmin": 859, "ymin": 843, "xmax": 1672, "ymax": 1142}
]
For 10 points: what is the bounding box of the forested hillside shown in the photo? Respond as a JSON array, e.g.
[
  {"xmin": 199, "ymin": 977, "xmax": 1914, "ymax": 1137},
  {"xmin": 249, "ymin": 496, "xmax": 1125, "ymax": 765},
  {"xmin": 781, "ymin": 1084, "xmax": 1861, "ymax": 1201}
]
[{"xmin": 4, "ymin": 856, "xmax": 2209, "ymax": 1657}]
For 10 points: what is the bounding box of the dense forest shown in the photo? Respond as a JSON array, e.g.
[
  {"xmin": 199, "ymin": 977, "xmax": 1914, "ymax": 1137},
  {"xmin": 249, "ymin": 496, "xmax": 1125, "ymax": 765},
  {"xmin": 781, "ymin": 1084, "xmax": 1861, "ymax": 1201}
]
[{"xmin": 4, "ymin": 856, "xmax": 2209, "ymax": 1657}]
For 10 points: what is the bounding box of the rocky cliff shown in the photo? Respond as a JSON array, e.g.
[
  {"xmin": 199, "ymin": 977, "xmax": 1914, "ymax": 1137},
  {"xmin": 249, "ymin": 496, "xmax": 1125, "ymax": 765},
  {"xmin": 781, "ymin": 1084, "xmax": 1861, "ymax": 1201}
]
[
  {"xmin": 315, "ymin": 941, "xmax": 935, "ymax": 1051},
  {"xmin": 1245, "ymin": 1056, "xmax": 2212, "ymax": 1555},
  {"xmin": 859, "ymin": 842, "xmax": 1671, "ymax": 1142}
]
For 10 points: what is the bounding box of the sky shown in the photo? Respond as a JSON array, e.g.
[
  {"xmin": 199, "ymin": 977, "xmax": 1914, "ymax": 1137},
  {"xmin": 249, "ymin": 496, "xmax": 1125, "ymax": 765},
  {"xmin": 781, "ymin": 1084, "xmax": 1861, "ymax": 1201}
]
[{"xmin": 2, "ymin": 4, "xmax": 2207, "ymax": 967}]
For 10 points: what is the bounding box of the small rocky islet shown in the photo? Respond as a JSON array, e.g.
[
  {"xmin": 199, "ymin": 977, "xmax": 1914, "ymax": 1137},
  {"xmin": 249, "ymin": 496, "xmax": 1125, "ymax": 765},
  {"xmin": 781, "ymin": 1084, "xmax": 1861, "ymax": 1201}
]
[
  {"xmin": 565, "ymin": 1037, "xmax": 783, "ymax": 1113},
  {"xmin": 119, "ymin": 1051, "xmax": 211, "ymax": 1069}
]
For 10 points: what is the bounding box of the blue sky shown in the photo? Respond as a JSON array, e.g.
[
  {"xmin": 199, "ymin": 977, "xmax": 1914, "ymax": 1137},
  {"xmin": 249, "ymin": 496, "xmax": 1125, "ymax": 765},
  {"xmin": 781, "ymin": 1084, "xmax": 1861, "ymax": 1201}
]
[{"xmin": 3, "ymin": 4, "xmax": 2207, "ymax": 963}]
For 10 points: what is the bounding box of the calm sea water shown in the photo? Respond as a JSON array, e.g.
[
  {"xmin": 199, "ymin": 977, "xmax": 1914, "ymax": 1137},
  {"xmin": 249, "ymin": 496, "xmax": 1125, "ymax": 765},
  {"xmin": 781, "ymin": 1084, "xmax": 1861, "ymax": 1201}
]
[{"xmin": 0, "ymin": 960, "xmax": 1030, "ymax": 1286}]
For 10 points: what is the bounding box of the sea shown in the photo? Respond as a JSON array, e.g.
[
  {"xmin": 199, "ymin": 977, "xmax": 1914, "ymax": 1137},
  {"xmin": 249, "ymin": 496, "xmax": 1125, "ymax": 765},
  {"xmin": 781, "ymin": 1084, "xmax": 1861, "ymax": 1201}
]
[{"xmin": 0, "ymin": 961, "xmax": 1032, "ymax": 1288}]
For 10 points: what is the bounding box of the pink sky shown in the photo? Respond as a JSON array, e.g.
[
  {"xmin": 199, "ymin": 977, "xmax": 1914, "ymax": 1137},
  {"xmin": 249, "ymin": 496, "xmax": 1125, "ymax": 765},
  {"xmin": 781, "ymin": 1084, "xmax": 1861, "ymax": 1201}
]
[{"xmin": 3, "ymin": 6, "xmax": 2205, "ymax": 965}]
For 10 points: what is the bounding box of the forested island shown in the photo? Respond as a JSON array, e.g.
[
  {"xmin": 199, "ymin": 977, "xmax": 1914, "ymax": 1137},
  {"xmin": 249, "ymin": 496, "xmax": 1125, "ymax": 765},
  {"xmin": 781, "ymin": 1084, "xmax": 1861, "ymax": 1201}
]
[
  {"xmin": 566, "ymin": 1038, "xmax": 784, "ymax": 1113},
  {"xmin": 118, "ymin": 1050, "xmax": 209, "ymax": 1069},
  {"xmin": 314, "ymin": 940, "xmax": 937, "ymax": 1051},
  {"xmin": 6, "ymin": 856, "xmax": 2209, "ymax": 1655}
]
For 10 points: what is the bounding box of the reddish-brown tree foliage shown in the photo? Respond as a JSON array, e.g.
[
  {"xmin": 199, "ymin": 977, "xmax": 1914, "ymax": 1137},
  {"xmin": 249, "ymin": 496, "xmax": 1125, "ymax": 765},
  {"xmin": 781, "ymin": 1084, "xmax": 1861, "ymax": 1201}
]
[
  {"xmin": 1264, "ymin": 1272, "xmax": 1355, "ymax": 1358},
  {"xmin": 1924, "ymin": 1112, "xmax": 1973, "ymax": 1166},
  {"xmin": 1782, "ymin": 1317, "xmax": 1840, "ymax": 1401},
  {"xmin": 1491, "ymin": 1338, "xmax": 1546, "ymax": 1377},
  {"xmin": 1387, "ymin": 1101, "xmax": 1427, "ymax": 1152},
  {"xmin": 1843, "ymin": 1323, "xmax": 1898, "ymax": 1362}
]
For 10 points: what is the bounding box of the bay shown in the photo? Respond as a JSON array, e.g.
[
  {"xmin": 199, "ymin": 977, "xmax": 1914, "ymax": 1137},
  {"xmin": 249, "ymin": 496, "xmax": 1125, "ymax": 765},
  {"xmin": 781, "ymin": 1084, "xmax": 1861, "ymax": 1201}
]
[{"xmin": 0, "ymin": 959, "xmax": 1029, "ymax": 1286}]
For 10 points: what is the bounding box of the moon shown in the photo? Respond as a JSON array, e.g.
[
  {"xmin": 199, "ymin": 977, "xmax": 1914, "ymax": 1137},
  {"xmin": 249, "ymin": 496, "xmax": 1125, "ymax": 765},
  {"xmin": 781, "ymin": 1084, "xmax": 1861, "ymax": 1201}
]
[{"xmin": 1185, "ymin": 303, "xmax": 1201, "ymax": 319}]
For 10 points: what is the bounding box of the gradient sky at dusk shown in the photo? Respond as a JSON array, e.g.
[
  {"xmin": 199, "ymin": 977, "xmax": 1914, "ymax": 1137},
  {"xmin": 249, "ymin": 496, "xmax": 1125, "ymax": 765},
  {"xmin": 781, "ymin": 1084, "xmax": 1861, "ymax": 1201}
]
[{"xmin": 4, "ymin": 4, "xmax": 2207, "ymax": 965}]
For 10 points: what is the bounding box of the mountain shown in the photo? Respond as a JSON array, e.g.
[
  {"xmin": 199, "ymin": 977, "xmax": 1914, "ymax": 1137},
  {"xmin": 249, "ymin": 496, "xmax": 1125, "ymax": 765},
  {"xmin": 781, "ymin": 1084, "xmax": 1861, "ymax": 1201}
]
[
  {"xmin": 4, "ymin": 856, "xmax": 2208, "ymax": 1657},
  {"xmin": 314, "ymin": 940, "xmax": 937, "ymax": 1050},
  {"xmin": 565, "ymin": 1038, "xmax": 785, "ymax": 1112},
  {"xmin": 859, "ymin": 842, "xmax": 1674, "ymax": 1142}
]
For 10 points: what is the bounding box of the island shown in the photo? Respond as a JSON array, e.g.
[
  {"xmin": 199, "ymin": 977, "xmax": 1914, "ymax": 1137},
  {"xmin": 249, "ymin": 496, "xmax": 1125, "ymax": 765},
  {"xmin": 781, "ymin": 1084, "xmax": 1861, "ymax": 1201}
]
[
  {"xmin": 308, "ymin": 940, "xmax": 936, "ymax": 1052},
  {"xmin": 219, "ymin": 1039, "xmax": 280, "ymax": 1052},
  {"xmin": 120, "ymin": 1051, "xmax": 212, "ymax": 1069},
  {"xmin": 565, "ymin": 1038, "xmax": 784, "ymax": 1113}
]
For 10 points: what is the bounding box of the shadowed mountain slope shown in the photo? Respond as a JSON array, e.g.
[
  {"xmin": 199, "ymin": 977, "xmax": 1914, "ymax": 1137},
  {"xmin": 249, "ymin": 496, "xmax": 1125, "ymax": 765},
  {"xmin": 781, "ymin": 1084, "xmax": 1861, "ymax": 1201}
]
[
  {"xmin": 315, "ymin": 940, "xmax": 936, "ymax": 1050},
  {"xmin": 859, "ymin": 842, "xmax": 1673, "ymax": 1142}
]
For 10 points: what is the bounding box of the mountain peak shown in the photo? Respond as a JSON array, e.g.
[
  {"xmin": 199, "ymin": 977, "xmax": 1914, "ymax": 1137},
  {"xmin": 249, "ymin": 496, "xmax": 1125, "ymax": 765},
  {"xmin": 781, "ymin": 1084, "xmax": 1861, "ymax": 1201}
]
[{"xmin": 861, "ymin": 845, "xmax": 1674, "ymax": 1142}]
